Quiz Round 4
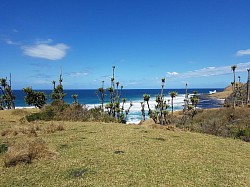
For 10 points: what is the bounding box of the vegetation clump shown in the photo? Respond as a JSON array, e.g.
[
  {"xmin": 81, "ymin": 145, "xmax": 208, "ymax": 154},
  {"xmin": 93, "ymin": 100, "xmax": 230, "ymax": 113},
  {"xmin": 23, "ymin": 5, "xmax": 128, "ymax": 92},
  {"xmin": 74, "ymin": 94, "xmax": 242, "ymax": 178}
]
[
  {"xmin": 96, "ymin": 66, "xmax": 132, "ymax": 123},
  {"xmin": 26, "ymin": 101, "xmax": 116, "ymax": 123},
  {"xmin": 178, "ymin": 107, "xmax": 250, "ymax": 142},
  {"xmin": 142, "ymin": 78, "xmax": 175, "ymax": 125}
]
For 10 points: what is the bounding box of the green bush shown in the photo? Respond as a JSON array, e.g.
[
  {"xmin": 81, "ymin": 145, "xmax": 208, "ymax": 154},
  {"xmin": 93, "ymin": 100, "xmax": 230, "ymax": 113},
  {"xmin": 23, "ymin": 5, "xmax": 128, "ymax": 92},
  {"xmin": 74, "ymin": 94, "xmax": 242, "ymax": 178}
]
[
  {"xmin": 233, "ymin": 128, "xmax": 250, "ymax": 142},
  {"xmin": 25, "ymin": 102, "xmax": 117, "ymax": 123},
  {"xmin": 0, "ymin": 143, "xmax": 8, "ymax": 153},
  {"xmin": 26, "ymin": 110, "xmax": 54, "ymax": 122}
]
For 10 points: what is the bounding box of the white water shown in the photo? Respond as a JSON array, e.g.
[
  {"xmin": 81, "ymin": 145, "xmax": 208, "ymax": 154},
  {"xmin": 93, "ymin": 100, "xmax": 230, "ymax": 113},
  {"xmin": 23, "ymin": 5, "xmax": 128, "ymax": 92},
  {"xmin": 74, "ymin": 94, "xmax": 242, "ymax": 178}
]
[{"xmin": 87, "ymin": 94, "xmax": 186, "ymax": 124}]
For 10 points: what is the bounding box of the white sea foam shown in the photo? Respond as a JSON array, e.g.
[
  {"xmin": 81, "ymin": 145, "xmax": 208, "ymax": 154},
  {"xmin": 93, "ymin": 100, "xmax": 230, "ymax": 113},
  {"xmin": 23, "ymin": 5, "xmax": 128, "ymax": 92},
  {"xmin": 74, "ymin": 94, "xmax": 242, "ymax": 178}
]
[
  {"xmin": 87, "ymin": 94, "xmax": 187, "ymax": 124},
  {"xmin": 15, "ymin": 106, "xmax": 36, "ymax": 109}
]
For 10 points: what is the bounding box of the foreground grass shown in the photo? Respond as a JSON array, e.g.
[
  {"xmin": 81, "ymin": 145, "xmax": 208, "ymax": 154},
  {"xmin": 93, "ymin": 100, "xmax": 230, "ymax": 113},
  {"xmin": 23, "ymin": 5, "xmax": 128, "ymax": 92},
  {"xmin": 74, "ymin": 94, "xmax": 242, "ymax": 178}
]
[{"xmin": 0, "ymin": 110, "xmax": 250, "ymax": 186}]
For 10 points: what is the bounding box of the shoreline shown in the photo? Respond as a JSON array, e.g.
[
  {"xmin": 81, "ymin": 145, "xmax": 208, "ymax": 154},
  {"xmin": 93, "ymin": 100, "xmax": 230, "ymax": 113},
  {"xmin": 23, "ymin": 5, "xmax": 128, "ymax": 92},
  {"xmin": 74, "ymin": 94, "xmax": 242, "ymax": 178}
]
[{"xmin": 207, "ymin": 86, "xmax": 233, "ymax": 100}]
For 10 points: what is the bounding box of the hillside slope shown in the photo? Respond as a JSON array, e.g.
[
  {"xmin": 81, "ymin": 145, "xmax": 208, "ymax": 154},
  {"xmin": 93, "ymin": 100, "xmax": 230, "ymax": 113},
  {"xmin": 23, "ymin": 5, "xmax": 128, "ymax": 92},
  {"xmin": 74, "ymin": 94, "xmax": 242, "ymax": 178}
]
[{"xmin": 0, "ymin": 109, "xmax": 250, "ymax": 187}]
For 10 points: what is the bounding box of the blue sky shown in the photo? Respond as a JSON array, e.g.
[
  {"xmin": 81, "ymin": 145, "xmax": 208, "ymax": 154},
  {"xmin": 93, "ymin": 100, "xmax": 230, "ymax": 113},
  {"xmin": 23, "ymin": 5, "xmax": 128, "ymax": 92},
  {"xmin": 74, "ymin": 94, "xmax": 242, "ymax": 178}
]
[{"xmin": 1, "ymin": 0, "xmax": 250, "ymax": 89}]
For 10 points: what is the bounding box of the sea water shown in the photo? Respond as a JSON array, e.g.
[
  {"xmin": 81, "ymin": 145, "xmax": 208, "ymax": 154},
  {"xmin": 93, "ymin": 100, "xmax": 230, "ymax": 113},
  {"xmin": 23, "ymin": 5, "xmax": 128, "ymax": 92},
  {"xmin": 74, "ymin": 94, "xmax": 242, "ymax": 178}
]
[{"xmin": 13, "ymin": 88, "xmax": 224, "ymax": 124}]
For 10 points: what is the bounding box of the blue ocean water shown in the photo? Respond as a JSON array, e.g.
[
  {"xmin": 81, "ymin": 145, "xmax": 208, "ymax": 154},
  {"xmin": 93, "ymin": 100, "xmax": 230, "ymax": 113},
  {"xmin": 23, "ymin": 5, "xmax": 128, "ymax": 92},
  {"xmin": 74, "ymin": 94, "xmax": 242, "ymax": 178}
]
[{"xmin": 14, "ymin": 88, "xmax": 224, "ymax": 124}]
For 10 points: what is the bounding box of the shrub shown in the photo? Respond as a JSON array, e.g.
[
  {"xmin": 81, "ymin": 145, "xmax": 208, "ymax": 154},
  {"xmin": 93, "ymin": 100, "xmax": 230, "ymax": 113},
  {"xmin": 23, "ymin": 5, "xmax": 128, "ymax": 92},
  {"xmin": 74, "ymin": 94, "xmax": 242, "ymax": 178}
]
[
  {"xmin": 25, "ymin": 102, "xmax": 117, "ymax": 123},
  {"xmin": 179, "ymin": 108, "xmax": 250, "ymax": 142},
  {"xmin": 0, "ymin": 143, "xmax": 8, "ymax": 153},
  {"xmin": 26, "ymin": 110, "xmax": 54, "ymax": 122},
  {"xmin": 233, "ymin": 128, "xmax": 250, "ymax": 142}
]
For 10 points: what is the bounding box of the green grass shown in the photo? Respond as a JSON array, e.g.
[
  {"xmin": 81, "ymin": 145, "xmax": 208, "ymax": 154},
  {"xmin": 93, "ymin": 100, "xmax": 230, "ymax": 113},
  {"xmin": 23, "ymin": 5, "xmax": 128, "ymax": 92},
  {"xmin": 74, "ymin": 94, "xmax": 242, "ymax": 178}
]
[{"xmin": 0, "ymin": 110, "xmax": 250, "ymax": 186}]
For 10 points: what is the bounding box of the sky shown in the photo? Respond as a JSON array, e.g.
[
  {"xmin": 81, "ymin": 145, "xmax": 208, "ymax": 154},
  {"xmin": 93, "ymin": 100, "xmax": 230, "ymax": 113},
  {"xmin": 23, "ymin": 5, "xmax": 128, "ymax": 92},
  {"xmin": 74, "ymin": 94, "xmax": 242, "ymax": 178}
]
[{"xmin": 0, "ymin": 0, "xmax": 250, "ymax": 89}]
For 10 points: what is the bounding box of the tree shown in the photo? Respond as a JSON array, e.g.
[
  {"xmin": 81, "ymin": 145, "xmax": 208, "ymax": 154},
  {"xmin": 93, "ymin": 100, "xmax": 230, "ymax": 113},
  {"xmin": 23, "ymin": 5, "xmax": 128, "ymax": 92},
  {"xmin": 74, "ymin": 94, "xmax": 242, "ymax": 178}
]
[
  {"xmin": 23, "ymin": 87, "xmax": 47, "ymax": 109},
  {"xmin": 0, "ymin": 75, "xmax": 15, "ymax": 109},
  {"xmin": 169, "ymin": 91, "xmax": 178, "ymax": 115},
  {"xmin": 143, "ymin": 94, "xmax": 151, "ymax": 114},
  {"xmin": 231, "ymin": 65, "xmax": 237, "ymax": 91},
  {"xmin": 161, "ymin": 78, "xmax": 165, "ymax": 96},
  {"xmin": 51, "ymin": 84, "xmax": 65, "ymax": 101},
  {"xmin": 96, "ymin": 81, "xmax": 106, "ymax": 113},
  {"xmin": 51, "ymin": 68, "xmax": 66, "ymax": 102},
  {"xmin": 52, "ymin": 80, "xmax": 56, "ymax": 90},
  {"xmin": 71, "ymin": 94, "xmax": 78, "ymax": 104},
  {"xmin": 0, "ymin": 78, "xmax": 7, "ymax": 89},
  {"xmin": 101, "ymin": 66, "xmax": 131, "ymax": 123},
  {"xmin": 190, "ymin": 91, "xmax": 199, "ymax": 109},
  {"xmin": 140, "ymin": 102, "xmax": 145, "ymax": 121},
  {"xmin": 247, "ymin": 69, "xmax": 250, "ymax": 103},
  {"xmin": 231, "ymin": 82, "xmax": 234, "ymax": 90},
  {"xmin": 145, "ymin": 78, "xmax": 170, "ymax": 125}
]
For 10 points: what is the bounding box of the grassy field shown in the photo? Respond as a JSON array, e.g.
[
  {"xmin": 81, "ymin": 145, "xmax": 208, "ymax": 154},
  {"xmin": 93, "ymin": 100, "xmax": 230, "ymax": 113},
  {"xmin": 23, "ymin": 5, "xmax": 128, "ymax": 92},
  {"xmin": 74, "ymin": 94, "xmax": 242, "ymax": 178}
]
[{"xmin": 0, "ymin": 109, "xmax": 250, "ymax": 186}]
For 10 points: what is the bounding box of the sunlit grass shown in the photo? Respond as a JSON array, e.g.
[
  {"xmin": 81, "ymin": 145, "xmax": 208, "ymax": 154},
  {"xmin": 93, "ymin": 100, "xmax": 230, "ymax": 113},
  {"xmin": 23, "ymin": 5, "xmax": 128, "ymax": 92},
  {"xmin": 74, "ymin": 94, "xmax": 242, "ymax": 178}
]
[{"xmin": 0, "ymin": 109, "xmax": 250, "ymax": 186}]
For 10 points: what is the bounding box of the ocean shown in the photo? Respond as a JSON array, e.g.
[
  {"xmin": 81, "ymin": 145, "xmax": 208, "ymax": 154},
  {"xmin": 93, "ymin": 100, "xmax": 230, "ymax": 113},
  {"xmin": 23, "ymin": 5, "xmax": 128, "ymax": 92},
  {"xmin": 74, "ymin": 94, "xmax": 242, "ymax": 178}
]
[{"xmin": 13, "ymin": 88, "xmax": 224, "ymax": 124}]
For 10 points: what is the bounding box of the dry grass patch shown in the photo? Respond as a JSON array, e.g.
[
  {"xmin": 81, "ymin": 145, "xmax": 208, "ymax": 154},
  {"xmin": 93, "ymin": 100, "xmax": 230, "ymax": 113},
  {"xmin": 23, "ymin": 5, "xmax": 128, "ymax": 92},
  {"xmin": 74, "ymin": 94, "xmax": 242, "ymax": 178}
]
[
  {"xmin": 3, "ymin": 138, "xmax": 57, "ymax": 167},
  {"xmin": 11, "ymin": 109, "xmax": 30, "ymax": 116},
  {"xmin": 0, "ymin": 109, "xmax": 39, "ymax": 124},
  {"xmin": 1, "ymin": 126, "xmax": 37, "ymax": 137},
  {"xmin": 45, "ymin": 122, "xmax": 65, "ymax": 133}
]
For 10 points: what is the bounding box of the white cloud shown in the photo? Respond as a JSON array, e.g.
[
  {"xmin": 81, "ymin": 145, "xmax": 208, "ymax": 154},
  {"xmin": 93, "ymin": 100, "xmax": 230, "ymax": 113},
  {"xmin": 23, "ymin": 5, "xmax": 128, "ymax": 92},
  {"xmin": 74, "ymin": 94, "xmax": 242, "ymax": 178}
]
[
  {"xmin": 5, "ymin": 39, "xmax": 20, "ymax": 45},
  {"xmin": 22, "ymin": 43, "xmax": 69, "ymax": 60},
  {"xmin": 167, "ymin": 72, "xmax": 178, "ymax": 75},
  {"xmin": 236, "ymin": 49, "xmax": 250, "ymax": 56},
  {"xmin": 166, "ymin": 62, "xmax": 250, "ymax": 79},
  {"xmin": 35, "ymin": 38, "xmax": 53, "ymax": 44},
  {"xmin": 68, "ymin": 71, "xmax": 89, "ymax": 77}
]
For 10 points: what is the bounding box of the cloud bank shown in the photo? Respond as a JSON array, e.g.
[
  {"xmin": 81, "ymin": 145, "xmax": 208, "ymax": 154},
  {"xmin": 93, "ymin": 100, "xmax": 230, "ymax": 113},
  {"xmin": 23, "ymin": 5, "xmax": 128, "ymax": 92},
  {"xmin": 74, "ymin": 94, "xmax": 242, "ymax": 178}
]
[
  {"xmin": 166, "ymin": 62, "xmax": 250, "ymax": 79},
  {"xmin": 22, "ymin": 43, "xmax": 69, "ymax": 60},
  {"xmin": 236, "ymin": 49, "xmax": 250, "ymax": 56}
]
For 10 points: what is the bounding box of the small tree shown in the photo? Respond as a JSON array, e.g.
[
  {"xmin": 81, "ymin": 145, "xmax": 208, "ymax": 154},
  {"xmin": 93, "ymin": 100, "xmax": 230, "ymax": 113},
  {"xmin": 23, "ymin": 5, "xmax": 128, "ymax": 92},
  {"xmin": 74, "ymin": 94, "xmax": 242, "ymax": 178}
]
[
  {"xmin": 23, "ymin": 87, "xmax": 47, "ymax": 109},
  {"xmin": 181, "ymin": 90, "xmax": 200, "ymax": 129},
  {"xmin": 143, "ymin": 94, "xmax": 151, "ymax": 115},
  {"xmin": 231, "ymin": 65, "xmax": 237, "ymax": 91},
  {"xmin": 51, "ymin": 68, "xmax": 66, "ymax": 103},
  {"xmin": 71, "ymin": 94, "xmax": 78, "ymax": 104},
  {"xmin": 169, "ymin": 91, "xmax": 178, "ymax": 115},
  {"xmin": 100, "ymin": 66, "xmax": 131, "ymax": 123},
  {"xmin": 190, "ymin": 91, "xmax": 199, "ymax": 109},
  {"xmin": 96, "ymin": 81, "xmax": 106, "ymax": 113},
  {"xmin": 0, "ymin": 75, "xmax": 15, "ymax": 109},
  {"xmin": 247, "ymin": 69, "xmax": 250, "ymax": 103},
  {"xmin": 145, "ymin": 78, "xmax": 170, "ymax": 125}
]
